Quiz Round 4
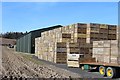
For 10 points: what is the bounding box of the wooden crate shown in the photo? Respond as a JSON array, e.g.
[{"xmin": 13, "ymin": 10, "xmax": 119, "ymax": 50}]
[
  {"xmin": 100, "ymin": 24, "xmax": 108, "ymax": 29},
  {"xmin": 93, "ymin": 41, "xmax": 104, "ymax": 48},
  {"xmin": 76, "ymin": 38, "xmax": 86, "ymax": 43},
  {"xmin": 67, "ymin": 42, "xmax": 79, "ymax": 48},
  {"xmin": 54, "ymin": 53, "xmax": 67, "ymax": 63},
  {"xmin": 67, "ymin": 53, "xmax": 80, "ymax": 61},
  {"xmin": 35, "ymin": 23, "xmax": 118, "ymax": 64},
  {"xmin": 108, "ymin": 30, "xmax": 116, "ymax": 34},
  {"xmin": 77, "ymin": 29, "xmax": 86, "ymax": 34},
  {"xmin": 62, "ymin": 33, "xmax": 71, "ymax": 38},
  {"xmin": 108, "ymin": 34, "xmax": 116, "ymax": 40},
  {"xmin": 108, "ymin": 25, "xmax": 117, "ymax": 30},
  {"xmin": 69, "ymin": 49, "xmax": 79, "ymax": 53},
  {"xmin": 93, "ymin": 40, "xmax": 120, "ymax": 64},
  {"xmin": 56, "ymin": 42, "xmax": 66, "ymax": 48},
  {"xmin": 57, "ymin": 48, "xmax": 67, "ymax": 53},
  {"xmin": 79, "ymin": 57, "xmax": 96, "ymax": 63},
  {"xmin": 67, "ymin": 61, "xmax": 79, "ymax": 67},
  {"xmin": 74, "ymin": 33, "xmax": 86, "ymax": 38}
]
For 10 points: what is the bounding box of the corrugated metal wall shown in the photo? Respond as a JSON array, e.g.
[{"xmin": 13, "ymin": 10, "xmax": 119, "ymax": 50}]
[
  {"xmin": 16, "ymin": 33, "xmax": 32, "ymax": 53},
  {"xmin": 16, "ymin": 25, "xmax": 63, "ymax": 53}
]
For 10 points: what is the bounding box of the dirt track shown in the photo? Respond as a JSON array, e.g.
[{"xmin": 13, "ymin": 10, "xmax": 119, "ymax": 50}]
[{"xmin": 1, "ymin": 46, "xmax": 81, "ymax": 78}]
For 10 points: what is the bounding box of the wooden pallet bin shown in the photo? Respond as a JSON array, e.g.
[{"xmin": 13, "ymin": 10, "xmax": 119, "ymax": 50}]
[{"xmin": 93, "ymin": 40, "xmax": 120, "ymax": 64}]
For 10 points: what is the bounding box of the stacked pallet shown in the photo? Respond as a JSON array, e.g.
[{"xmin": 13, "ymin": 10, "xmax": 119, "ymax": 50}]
[
  {"xmin": 86, "ymin": 23, "xmax": 117, "ymax": 44},
  {"xmin": 67, "ymin": 42, "xmax": 79, "ymax": 54},
  {"xmin": 108, "ymin": 25, "xmax": 117, "ymax": 40},
  {"xmin": 67, "ymin": 42, "xmax": 94, "ymax": 67},
  {"xmin": 67, "ymin": 54, "xmax": 80, "ymax": 67},
  {"xmin": 79, "ymin": 43, "xmax": 92, "ymax": 59},
  {"xmin": 93, "ymin": 40, "xmax": 120, "ymax": 64},
  {"xmin": 35, "ymin": 23, "xmax": 88, "ymax": 63},
  {"xmin": 54, "ymin": 42, "xmax": 67, "ymax": 63},
  {"xmin": 86, "ymin": 23, "xmax": 100, "ymax": 44},
  {"xmin": 67, "ymin": 42, "xmax": 80, "ymax": 67},
  {"xmin": 35, "ymin": 23, "xmax": 117, "ymax": 64},
  {"xmin": 35, "ymin": 27, "xmax": 69, "ymax": 63},
  {"xmin": 74, "ymin": 23, "xmax": 87, "ymax": 43},
  {"xmin": 86, "ymin": 24, "xmax": 117, "ymax": 61},
  {"xmin": 78, "ymin": 43, "xmax": 96, "ymax": 64}
]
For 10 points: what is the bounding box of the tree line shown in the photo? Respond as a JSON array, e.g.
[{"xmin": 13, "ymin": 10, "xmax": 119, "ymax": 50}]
[{"xmin": 0, "ymin": 32, "xmax": 27, "ymax": 39}]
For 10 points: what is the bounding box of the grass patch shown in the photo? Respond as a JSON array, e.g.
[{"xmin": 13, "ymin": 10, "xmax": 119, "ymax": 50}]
[{"xmin": 21, "ymin": 54, "xmax": 43, "ymax": 65}]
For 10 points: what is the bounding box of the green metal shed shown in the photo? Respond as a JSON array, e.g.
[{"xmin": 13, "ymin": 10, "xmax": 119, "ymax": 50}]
[{"xmin": 16, "ymin": 25, "xmax": 63, "ymax": 54}]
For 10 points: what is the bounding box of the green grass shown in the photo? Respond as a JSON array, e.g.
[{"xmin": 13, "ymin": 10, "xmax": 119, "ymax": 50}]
[{"xmin": 21, "ymin": 53, "xmax": 43, "ymax": 65}]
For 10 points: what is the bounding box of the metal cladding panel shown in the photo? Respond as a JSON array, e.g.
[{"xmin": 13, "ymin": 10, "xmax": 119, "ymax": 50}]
[
  {"xmin": 23, "ymin": 37, "xmax": 25, "ymax": 52},
  {"xmin": 16, "ymin": 40, "xmax": 18, "ymax": 51},
  {"xmin": 16, "ymin": 39, "xmax": 19, "ymax": 51},
  {"xmin": 17, "ymin": 33, "xmax": 32, "ymax": 53},
  {"xmin": 17, "ymin": 40, "xmax": 19, "ymax": 51},
  {"xmin": 21, "ymin": 38, "xmax": 22, "ymax": 52},
  {"xmin": 20, "ymin": 37, "xmax": 22, "ymax": 52},
  {"xmin": 21, "ymin": 37, "xmax": 24, "ymax": 52},
  {"xmin": 21, "ymin": 37, "xmax": 23, "ymax": 52},
  {"xmin": 27, "ymin": 34, "xmax": 30, "ymax": 53},
  {"xmin": 28, "ymin": 33, "xmax": 32, "ymax": 53},
  {"xmin": 27, "ymin": 33, "xmax": 31, "ymax": 53},
  {"xmin": 24, "ymin": 35, "xmax": 26, "ymax": 52},
  {"xmin": 16, "ymin": 39, "xmax": 18, "ymax": 51},
  {"xmin": 16, "ymin": 25, "xmax": 63, "ymax": 53},
  {"xmin": 16, "ymin": 38, "xmax": 21, "ymax": 52},
  {"xmin": 18, "ymin": 39, "xmax": 20, "ymax": 52},
  {"xmin": 19, "ymin": 38, "xmax": 21, "ymax": 52},
  {"xmin": 30, "ymin": 25, "xmax": 63, "ymax": 53},
  {"xmin": 22, "ymin": 36, "xmax": 24, "ymax": 52},
  {"xmin": 23, "ymin": 36, "xmax": 25, "ymax": 53},
  {"xmin": 18, "ymin": 38, "xmax": 20, "ymax": 52},
  {"xmin": 25, "ymin": 34, "xmax": 28, "ymax": 53}
]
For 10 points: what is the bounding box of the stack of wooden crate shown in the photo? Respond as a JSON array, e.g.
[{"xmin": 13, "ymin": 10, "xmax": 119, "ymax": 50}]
[
  {"xmin": 86, "ymin": 23, "xmax": 100, "ymax": 44},
  {"xmin": 86, "ymin": 23, "xmax": 117, "ymax": 60},
  {"xmin": 67, "ymin": 42, "xmax": 80, "ymax": 67},
  {"xmin": 35, "ymin": 23, "xmax": 88, "ymax": 63},
  {"xmin": 93, "ymin": 40, "xmax": 120, "ymax": 64},
  {"xmin": 86, "ymin": 23, "xmax": 117, "ymax": 44},
  {"xmin": 79, "ymin": 43, "xmax": 92, "ymax": 59},
  {"xmin": 74, "ymin": 23, "xmax": 87, "ymax": 43},
  {"xmin": 54, "ymin": 42, "xmax": 67, "ymax": 63},
  {"xmin": 35, "ymin": 23, "xmax": 117, "ymax": 64},
  {"xmin": 35, "ymin": 27, "xmax": 70, "ymax": 63},
  {"xmin": 108, "ymin": 25, "xmax": 117, "ymax": 40}
]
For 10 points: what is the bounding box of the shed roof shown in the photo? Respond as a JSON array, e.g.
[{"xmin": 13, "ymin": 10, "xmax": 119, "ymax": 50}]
[{"xmin": 17, "ymin": 25, "xmax": 63, "ymax": 40}]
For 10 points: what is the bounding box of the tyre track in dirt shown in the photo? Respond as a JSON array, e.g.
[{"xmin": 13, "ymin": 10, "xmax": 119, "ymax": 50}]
[
  {"xmin": 2, "ymin": 46, "xmax": 81, "ymax": 78},
  {"xmin": 2, "ymin": 47, "xmax": 37, "ymax": 77}
]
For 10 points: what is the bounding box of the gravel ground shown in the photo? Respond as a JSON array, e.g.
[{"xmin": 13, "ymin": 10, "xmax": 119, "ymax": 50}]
[
  {"xmin": 1, "ymin": 46, "xmax": 81, "ymax": 78},
  {"xmin": 33, "ymin": 56, "xmax": 104, "ymax": 78},
  {"xmin": 1, "ymin": 46, "xmax": 120, "ymax": 79}
]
